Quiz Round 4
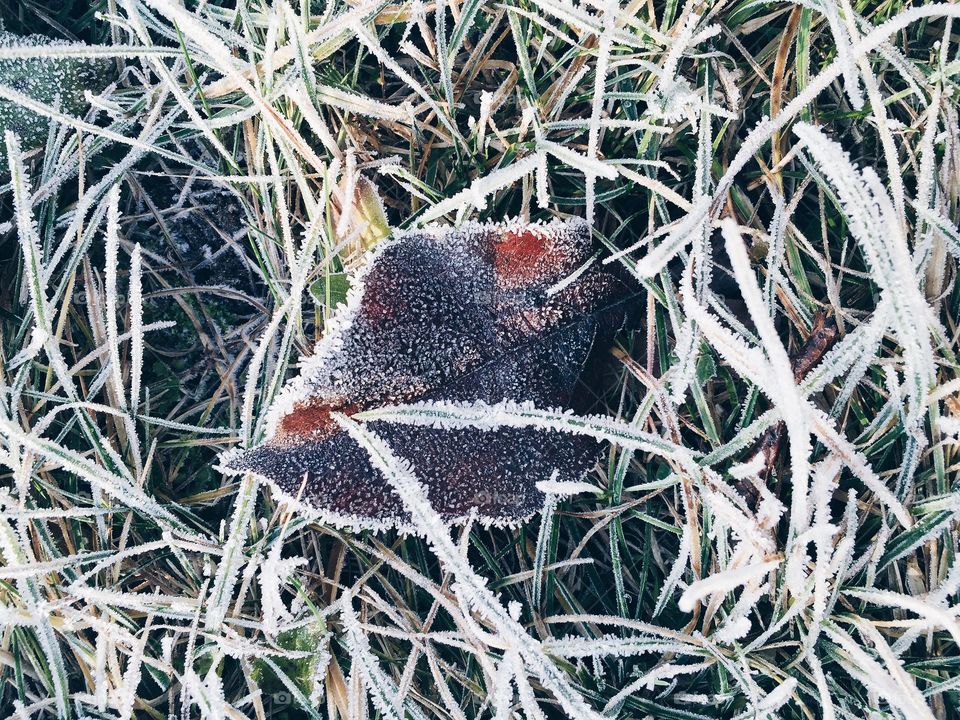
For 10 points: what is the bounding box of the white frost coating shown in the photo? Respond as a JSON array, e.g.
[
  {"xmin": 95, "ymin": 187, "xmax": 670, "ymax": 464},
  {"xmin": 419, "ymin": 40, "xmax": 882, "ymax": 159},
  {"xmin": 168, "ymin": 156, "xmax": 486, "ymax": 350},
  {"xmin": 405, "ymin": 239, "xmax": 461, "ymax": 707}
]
[
  {"xmin": 0, "ymin": 414, "xmax": 184, "ymax": 533},
  {"xmin": 118, "ymin": 0, "xmax": 239, "ymax": 170},
  {"xmin": 653, "ymin": 525, "xmax": 691, "ymax": 618},
  {"xmin": 357, "ymin": 398, "xmax": 697, "ymax": 466},
  {"xmin": 846, "ymin": 587, "xmax": 960, "ymax": 647},
  {"xmin": 738, "ymin": 677, "xmax": 798, "ymax": 718},
  {"xmin": 535, "ymin": 480, "xmax": 600, "ymax": 496},
  {"xmin": 540, "ymin": 140, "xmax": 617, "ymax": 181},
  {"xmin": 0, "ymin": 512, "xmax": 70, "ymax": 718},
  {"xmin": 117, "ymin": 623, "xmax": 149, "ymax": 720},
  {"xmin": 416, "ymin": 154, "xmax": 542, "ymax": 224},
  {"xmin": 794, "ymin": 122, "xmax": 934, "ymax": 427},
  {"xmin": 238, "ymin": 209, "xmax": 327, "ymax": 446},
  {"xmin": 820, "ymin": 0, "xmax": 865, "ymax": 110},
  {"xmin": 340, "ymin": 592, "xmax": 412, "ymax": 720},
  {"xmin": 5, "ymin": 4, "xmax": 955, "ymax": 718},
  {"xmin": 677, "ymin": 560, "xmax": 780, "ymax": 613},
  {"xmin": 668, "ymin": 318, "xmax": 698, "ymax": 405},
  {"xmin": 143, "ymin": 0, "xmax": 326, "ymax": 172},
  {"xmin": 546, "ymin": 252, "xmax": 598, "ymax": 297},
  {"xmin": 711, "ymin": 4, "xmax": 960, "ymax": 214},
  {"xmin": 584, "ymin": 0, "xmax": 611, "ymax": 227},
  {"xmin": 7, "ymin": 325, "xmax": 47, "ymax": 370},
  {"xmin": 628, "ymin": 196, "xmax": 711, "ymax": 279},
  {"xmin": 94, "ymin": 629, "xmax": 108, "ymax": 710},
  {"xmin": 259, "ymin": 544, "xmax": 308, "ymax": 636},
  {"xmin": 714, "ymin": 615, "xmax": 752, "ymax": 645},
  {"xmin": 643, "ymin": 13, "xmax": 709, "ymax": 128},
  {"xmin": 721, "ymin": 218, "xmax": 811, "ymax": 540},
  {"xmin": 129, "ymin": 244, "xmax": 144, "ymax": 412},
  {"xmin": 937, "ymin": 415, "xmax": 960, "ymax": 439},
  {"xmin": 532, "ymin": 484, "xmax": 557, "ymax": 608},
  {"xmin": 104, "ymin": 185, "xmax": 142, "ymax": 474},
  {"xmin": 510, "ymin": 649, "xmax": 548, "ymax": 720},
  {"xmin": 679, "ymin": 243, "xmax": 913, "ymax": 529},
  {"xmin": 544, "ymin": 636, "xmax": 689, "ymax": 659},
  {"xmin": 802, "ymin": 300, "xmax": 890, "ymax": 400},
  {"xmin": 824, "ymin": 623, "xmax": 935, "ymax": 720},
  {"xmin": 183, "ymin": 667, "xmax": 227, "ymax": 720},
  {"xmin": 490, "ymin": 651, "xmax": 516, "ymax": 720},
  {"xmin": 205, "ymin": 473, "xmax": 259, "ymax": 631},
  {"xmin": 219, "ymin": 210, "xmax": 625, "ymax": 532},
  {"xmin": 214, "ymin": 455, "xmax": 542, "ymax": 535},
  {"xmin": 602, "ymin": 661, "xmax": 714, "ymax": 712}
]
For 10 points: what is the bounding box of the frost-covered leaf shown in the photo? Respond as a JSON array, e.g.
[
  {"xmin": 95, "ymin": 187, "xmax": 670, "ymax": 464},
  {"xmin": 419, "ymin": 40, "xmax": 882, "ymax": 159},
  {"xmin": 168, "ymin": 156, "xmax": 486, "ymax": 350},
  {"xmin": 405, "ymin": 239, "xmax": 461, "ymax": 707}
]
[
  {"xmin": 222, "ymin": 218, "xmax": 634, "ymax": 529},
  {"xmin": 0, "ymin": 32, "xmax": 110, "ymax": 161}
]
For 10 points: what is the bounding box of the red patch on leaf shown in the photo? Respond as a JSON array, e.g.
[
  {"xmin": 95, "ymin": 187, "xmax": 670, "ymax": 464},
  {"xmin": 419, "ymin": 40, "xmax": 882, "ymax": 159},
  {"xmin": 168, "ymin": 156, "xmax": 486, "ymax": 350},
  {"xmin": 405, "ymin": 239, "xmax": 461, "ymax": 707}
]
[
  {"xmin": 277, "ymin": 401, "xmax": 358, "ymax": 443},
  {"xmin": 493, "ymin": 229, "xmax": 550, "ymax": 286}
]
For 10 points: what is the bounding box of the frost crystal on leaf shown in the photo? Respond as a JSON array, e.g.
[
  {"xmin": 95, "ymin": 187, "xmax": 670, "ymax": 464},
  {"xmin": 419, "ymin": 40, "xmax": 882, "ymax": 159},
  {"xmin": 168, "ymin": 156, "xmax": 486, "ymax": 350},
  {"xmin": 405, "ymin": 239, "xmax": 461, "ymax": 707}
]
[
  {"xmin": 222, "ymin": 218, "xmax": 634, "ymax": 528},
  {"xmin": 0, "ymin": 32, "xmax": 109, "ymax": 161}
]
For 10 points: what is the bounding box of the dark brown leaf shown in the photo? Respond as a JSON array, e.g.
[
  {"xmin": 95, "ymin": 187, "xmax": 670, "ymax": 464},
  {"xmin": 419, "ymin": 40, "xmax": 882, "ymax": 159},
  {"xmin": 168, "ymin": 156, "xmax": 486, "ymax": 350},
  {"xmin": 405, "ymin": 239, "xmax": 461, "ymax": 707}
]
[{"xmin": 220, "ymin": 219, "xmax": 634, "ymax": 530}]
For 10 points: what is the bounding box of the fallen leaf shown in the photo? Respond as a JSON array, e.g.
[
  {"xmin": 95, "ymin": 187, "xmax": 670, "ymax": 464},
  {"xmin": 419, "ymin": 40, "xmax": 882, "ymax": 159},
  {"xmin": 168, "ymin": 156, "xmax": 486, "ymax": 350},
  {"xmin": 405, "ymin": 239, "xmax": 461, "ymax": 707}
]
[{"xmin": 221, "ymin": 218, "xmax": 635, "ymax": 530}]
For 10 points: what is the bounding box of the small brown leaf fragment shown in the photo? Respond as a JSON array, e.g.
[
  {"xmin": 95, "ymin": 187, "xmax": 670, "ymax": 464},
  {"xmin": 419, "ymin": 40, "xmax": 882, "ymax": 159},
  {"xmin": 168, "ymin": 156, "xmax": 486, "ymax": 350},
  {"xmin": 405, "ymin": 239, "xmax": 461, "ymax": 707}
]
[{"xmin": 790, "ymin": 312, "xmax": 840, "ymax": 384}]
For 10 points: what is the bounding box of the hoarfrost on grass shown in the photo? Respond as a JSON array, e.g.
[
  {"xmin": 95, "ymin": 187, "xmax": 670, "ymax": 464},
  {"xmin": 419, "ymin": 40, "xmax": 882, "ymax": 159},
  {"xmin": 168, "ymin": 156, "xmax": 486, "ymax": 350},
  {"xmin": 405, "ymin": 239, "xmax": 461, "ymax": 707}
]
[{"xmin": 2, "ymin": 1, "xmax": 960, "ymax": 719}]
